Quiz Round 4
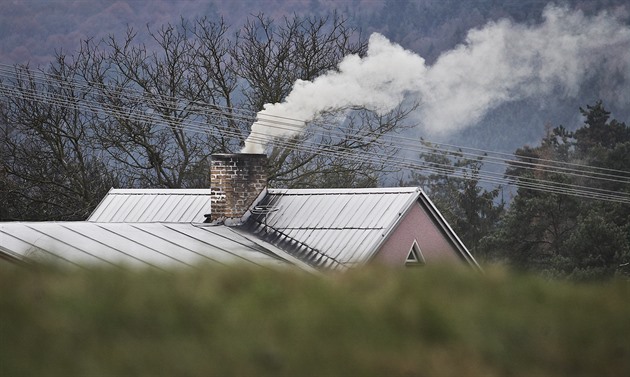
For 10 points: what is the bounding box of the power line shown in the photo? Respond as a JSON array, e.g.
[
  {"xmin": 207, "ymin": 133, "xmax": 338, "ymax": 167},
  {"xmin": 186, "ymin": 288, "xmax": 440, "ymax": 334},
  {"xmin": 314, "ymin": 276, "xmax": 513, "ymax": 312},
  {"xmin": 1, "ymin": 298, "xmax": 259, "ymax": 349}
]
[
  {"xmin": 2, "ymin": 70, "xmax": 628, "ymax": 188},
  {"xmin": 2, "ymin": 68, "xmax": 629, "ymax": 203},
  {"xmin": 3, "ymin": 62, "xmax": 628, "ymax": 178},
  {"xmin": 1, "ymin": 65, "xmax": 629, "ymax": 203},
  {"xmin": 6, "ymin": 84, "xmax": 628, "ymax": 204},
  {"xmin": 3, "ymin": 62, "xmax": 629, "ymax": 179},
  {"xmin": 4, "ymin": 62, "xmax": 629, "ymax": 187}
]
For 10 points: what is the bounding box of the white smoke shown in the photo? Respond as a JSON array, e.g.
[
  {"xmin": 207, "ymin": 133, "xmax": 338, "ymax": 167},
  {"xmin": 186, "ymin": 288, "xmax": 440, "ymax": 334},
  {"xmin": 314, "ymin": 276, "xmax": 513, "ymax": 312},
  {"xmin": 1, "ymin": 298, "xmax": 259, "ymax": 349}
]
[
  {"xmin": 241, "ymin": 33, "xmax": 426, "ymax": 153},
  {"xmin": 242, "ymin": 5, "xmax": 630, "ymax": 153}
]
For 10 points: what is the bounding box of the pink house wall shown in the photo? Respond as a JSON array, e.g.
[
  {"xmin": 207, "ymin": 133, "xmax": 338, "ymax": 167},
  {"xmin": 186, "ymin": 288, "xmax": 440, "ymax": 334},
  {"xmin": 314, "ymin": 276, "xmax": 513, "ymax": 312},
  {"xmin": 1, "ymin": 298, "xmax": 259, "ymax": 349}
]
[{"xmin": 372, "ymin": 202, "xmax": 462, "ymax": 266}]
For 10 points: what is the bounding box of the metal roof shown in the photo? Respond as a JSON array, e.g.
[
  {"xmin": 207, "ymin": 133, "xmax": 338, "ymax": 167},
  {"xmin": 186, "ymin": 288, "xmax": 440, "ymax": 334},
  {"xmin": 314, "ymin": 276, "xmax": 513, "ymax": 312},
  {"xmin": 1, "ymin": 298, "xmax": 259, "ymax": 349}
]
[
  {"xmin": 88, "ymin": 189, "xmax": 213, "ymax": 223},
  {"xmin": 0, "ymin": 221, "xmax": 311, "ymax": 271},
  {"xmin": 242, "ymin": 187, "xmax": 421, "ymax": 270},
  {"xmin": 1, "ymin": 186, "xmax": 477, "ymax": 272}
]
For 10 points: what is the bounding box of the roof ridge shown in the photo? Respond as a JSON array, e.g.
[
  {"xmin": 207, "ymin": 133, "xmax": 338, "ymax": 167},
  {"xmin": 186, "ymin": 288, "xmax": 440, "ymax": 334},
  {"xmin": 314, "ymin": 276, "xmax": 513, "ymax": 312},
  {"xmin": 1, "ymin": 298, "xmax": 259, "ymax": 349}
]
[
  {"xmin": 267, "ymin": 187, "xmax": 420, "ymax": 195},
  {"xmin": 108, "ymin": 188, "xmax": 213, "ymax": 194}
]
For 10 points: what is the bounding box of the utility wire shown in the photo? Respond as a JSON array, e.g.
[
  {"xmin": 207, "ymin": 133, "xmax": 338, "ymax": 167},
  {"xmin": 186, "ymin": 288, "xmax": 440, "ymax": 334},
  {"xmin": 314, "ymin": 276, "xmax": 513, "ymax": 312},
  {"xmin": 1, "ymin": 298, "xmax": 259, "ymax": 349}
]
[
  {"xmin": 5, "ymin": 84, "xmax": 628, "ymax": 204},
  {"xmin": 3, "ymin": 73, "xmax": 629, "ymax": 204},
  {"xmin": 3, "ymin": 62, "xmax": 628, "ymax": 182},
  {"xmin": 1, "ymin": 66, "xmax": 629, "ymax": 203},
  {"xmin": 3, "ymin": 63, "xmax": 628, "ymax": 182},
  {"xmin": 5, "ymin": 77, "xmax": 630, "ymax": 191},
  {"xmin": 3, "ymin": 75, "xmax": 629, "ymax": 191}
]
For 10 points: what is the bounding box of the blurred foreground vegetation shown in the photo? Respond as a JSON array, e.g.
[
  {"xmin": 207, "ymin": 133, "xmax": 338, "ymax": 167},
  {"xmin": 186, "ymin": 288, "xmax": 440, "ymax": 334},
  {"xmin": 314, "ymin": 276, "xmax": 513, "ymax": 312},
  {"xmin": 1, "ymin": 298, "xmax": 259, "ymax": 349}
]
[{"xmin": 1, "ymin": 263, "xmax": 629, "ymax": 376}]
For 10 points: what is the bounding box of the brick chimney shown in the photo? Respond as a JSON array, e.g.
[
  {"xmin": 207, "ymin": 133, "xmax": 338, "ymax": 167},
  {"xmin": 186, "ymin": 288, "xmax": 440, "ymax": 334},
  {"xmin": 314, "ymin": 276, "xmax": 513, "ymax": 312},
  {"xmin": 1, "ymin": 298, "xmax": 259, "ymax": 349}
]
[{"xmin": 209, "ymin": 153, "xmax": 267, "ymax": 223}]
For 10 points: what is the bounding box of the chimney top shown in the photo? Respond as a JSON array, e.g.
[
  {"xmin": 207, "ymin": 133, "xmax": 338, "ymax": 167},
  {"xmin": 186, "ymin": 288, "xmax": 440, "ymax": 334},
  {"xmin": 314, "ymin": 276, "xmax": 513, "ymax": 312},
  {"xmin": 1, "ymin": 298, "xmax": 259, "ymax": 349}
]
[
  {"xmin": 209, "ymin": 153, "xmax": 268, "ymax": 224},
  {"xmin": 211, "ymin": 153, "xmax": 267, "ymax": 158}
]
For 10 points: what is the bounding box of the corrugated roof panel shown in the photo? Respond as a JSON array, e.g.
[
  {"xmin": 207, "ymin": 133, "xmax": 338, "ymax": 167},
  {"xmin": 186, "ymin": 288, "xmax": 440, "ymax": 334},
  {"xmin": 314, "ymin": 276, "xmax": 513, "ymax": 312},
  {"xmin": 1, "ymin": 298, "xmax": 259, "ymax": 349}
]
[
  {"xmin": 218, "ymin": 228, "xmax": 298, "ymax": 267},
  {"xmin": 246, "ymin": 187, "xmax": 421, "ymax": 269},
  {"xmin": 131, "ymin": 224, "xmax": 281, "ymax": 267},
  {"xmin": 176, "ymin": 196, "xmax": 210, "ymax": 222},
  {"xmin": 305, "ymin": 229, "xmax": 325, "ymax": 248},
  {"xmin": 262, "ymin": 192, "xmax": 295, "ymax": 229},
  {"xmin": 188, "ymin": 196, "xmax": 211, "ymax": 221},
  {"xmin": 308, "ymin": 194, "xmax": 342, "ymax": 229},
  {"xmin": 284, "ymin": 227, "xmax": 312, "ymax": 246},
  {"xmin": 268, "ymin": 187, "xmax": 418, "ymax": 195},
  {"xmin": 130, "ymin": 195, "xmax": 152, "ymax": 222},
  {"xmin": 124, "ymin": 195, "xmax": 154, "ymax": 222},
  {"xmin": 68, "ymin": 223, "xmax": 183, "ymax": 268},
  {"xmin": 303, "ymin": 193, "xmax": 336, "ymax": 228},
  {"xmin": 88, "ymin": 189, "xmax": 213, "ymax": 223},
  {"xmin": 305, "ymin": 228, "xmax": 379, "ymax": 265},
  {"xmin": 167, "ymin": 195, "xmax": 189, "ymax": 221},
  {"xmin": 289, "ymin": 198, "xmax": 329, "ymax": 247},
  {"xmin": 97, "ymin": 194, "xmax": 127, "ymax": 222},
  {"xmin": 341, "ymin": 194, "xmax": 381, "ymax": 229},
  {"xmin": 334, "ymin": 195, "xmax": 366, "ymax": 228},
  {"xmin": 306, "ymin": 227, "xmax": 342, "ymax": 253},
  {"xmin": 278, "ymin": 194, "xmax": 317, "ymax": 229},
  {"xmin": 152, "ymin": 194, "xmax": 184, "ymax": 222},
  {"xmin": 327, "ymin": 228, "xmax": 375, "ymax": 261},
  {"xmin": 0, "ymin": 222, "xmax": 296, "ymax": 269},
  {"xmin": 49, "ymin": 223, "xmax": 152, "ymax": 266},
  {"xmin": 379, "ymin": 194, "xmax": 412, "ymax": 223},
  {"xmin": 87, "ymin": 224, "xmax": 189, "ymax": 267},
  {"xmin": 318, "ymin": 194, "xmax": 353, "ymax": 229},
  {"xmin": 0, "ymin": 225, "xmax": 81, "ymax": 267},
  {"xmin": 138, "ymin": 224, "xmax": 231, "ymax": 264},
  {"xmin": 113, "ymin": 195, "xmax": 142, "ymax": 222},
  {"xmin": 334, "ymin": 195, "xmax": 377, "ymax": 230},
  {"xmin": 341, "ymin": 194, "xmax": 382, "ymax": 229},
  {"xmin": 304, "ymin": 228, "xmax": 347, "ymax": 256},
  {"xmin": 0, "ymin": 223, "xmax": 149, "ymax": 267},
  {"xmin": 167, "ymin": 195, "xmax": 201, "ymax": 222},
  {"xmin": 194, "ymin": 226, "xmax": 277, "ymax": 264},
  {"xmin": 342, "ymin": 231, "xmax": 386, "ymax": 263},
  {"xmin": 130, "ymin": 194, "xmax": 163, "ymax": 222},
  {"xmin": 344, "ymin": 193, "xmax": 417, "ymax": 262},
  {"xmin": 264, "ymin": 188, "xmax": 418, "ymax": 230},
  {"xmin": 269, "ymin": 194, "xmax": 313, "ymax": 231},
  {"xmin": 362, "ymin": 194, "xmax": 396, "ymax": 229}
]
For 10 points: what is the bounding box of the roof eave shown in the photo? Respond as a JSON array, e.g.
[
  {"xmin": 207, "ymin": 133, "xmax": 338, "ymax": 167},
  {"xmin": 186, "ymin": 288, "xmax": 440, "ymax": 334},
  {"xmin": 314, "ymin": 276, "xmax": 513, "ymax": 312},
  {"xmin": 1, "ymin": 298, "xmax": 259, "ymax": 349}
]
[{"xmin": 0, "ymin": 245, "xmax": 31, "ymax": 266}]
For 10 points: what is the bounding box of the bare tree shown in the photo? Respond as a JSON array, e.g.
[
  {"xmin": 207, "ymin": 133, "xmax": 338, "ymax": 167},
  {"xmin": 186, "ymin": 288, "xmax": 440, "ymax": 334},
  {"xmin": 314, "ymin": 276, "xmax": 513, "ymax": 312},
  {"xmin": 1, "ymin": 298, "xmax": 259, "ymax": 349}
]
[
  {"xmin": 234, "ymin": 12, "xmax": 367, "ymax": 112},
  {"xmin": 1, "ymin": 12, "xmax": 418, "ymax": 220},
  {"xmin": 268, "ymin": 104, "xmax": 418, "ymax": 188},
  {"xmin": 76, "ymin": 22, "xmax": 216, "ymax": 188},
  {"xmin": 191, "ymin": 17, "xmax": 247, "ymax": 152},
  {"xmin": 0, "ymin": 57, "xmax": 117, "ymax": 220},
  {"xmin": 233, "ymin": 12, "xmax": 417, "ymax": 187}
]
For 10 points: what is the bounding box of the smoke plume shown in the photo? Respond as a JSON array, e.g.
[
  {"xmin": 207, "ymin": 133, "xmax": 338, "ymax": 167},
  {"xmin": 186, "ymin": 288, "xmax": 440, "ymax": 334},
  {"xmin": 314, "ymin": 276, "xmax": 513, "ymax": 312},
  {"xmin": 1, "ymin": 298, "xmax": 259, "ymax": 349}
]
[{"xmin": 242, "ymin": 5, "xmax": 630, "ymax": 153}]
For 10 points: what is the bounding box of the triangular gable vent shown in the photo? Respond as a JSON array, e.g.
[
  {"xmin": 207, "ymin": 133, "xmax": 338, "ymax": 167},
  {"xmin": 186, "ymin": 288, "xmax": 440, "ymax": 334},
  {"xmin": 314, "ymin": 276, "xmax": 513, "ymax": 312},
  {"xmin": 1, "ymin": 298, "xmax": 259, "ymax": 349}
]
[{"xmin": 406, "ymin": 240, "xmax": 425, "ymax": 266}]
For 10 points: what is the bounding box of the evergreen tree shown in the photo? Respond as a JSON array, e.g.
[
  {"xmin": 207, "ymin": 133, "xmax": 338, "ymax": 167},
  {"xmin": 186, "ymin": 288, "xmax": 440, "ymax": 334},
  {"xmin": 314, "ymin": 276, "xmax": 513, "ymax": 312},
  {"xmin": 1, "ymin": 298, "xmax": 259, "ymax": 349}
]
[{"xmin": 486, "ymin": 102, "xmax": 630, "ymax": 280}]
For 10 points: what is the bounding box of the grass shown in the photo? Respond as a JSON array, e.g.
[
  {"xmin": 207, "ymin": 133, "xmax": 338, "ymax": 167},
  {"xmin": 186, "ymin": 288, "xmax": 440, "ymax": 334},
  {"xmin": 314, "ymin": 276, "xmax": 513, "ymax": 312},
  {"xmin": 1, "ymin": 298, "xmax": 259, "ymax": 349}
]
[{"xmin": 1, "ymin": 263, "xmax": 629, "ymax": 376}]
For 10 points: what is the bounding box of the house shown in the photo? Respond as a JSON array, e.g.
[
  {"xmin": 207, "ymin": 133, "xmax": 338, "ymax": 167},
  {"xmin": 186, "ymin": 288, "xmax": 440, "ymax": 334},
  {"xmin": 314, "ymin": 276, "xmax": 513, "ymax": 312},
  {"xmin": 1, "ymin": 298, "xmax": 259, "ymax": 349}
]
[{"xmin": 0, "ymin": 154, "xmax": 480, "ymax": 271}]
